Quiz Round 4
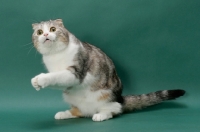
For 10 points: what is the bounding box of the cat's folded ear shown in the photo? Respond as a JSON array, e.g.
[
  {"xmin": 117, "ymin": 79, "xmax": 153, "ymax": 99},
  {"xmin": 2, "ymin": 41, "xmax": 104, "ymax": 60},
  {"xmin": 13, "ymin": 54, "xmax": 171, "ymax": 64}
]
[
  {"xmin": 55, "ymin": 19, "xmax": 64, "ymax": 27},
  {"xmin": 32, "ymin": 23, "xmax": 38, "ymax": 29}
]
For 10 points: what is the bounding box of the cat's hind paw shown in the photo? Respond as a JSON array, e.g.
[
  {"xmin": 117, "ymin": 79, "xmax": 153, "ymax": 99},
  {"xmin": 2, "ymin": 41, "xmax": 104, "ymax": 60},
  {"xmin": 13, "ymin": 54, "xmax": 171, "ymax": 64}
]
[
  {"xmin": 92, "ymin": 113, "xmax": 112, "ymax": 122},
  {"xmin": 55, "ymin": 110, "xmax": 77, "ymax": 120}
]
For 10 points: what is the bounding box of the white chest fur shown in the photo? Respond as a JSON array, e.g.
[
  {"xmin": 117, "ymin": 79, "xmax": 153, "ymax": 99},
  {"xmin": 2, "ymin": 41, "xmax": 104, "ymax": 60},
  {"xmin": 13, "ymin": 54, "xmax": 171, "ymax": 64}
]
[{"xmin": 43, "ymin": 43, "xmax": 79, "ymax": 72}]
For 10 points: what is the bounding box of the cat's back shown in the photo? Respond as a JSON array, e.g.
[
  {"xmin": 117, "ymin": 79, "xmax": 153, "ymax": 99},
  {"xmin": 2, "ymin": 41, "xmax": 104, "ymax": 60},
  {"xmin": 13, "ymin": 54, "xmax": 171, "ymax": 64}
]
[
  {"xmin": 82, "ymin": 42, "xmax": 115, "ymax": 72},
  {"xmin": 81, "ymin": 42, "xmax": 122, "ymax": 92}
]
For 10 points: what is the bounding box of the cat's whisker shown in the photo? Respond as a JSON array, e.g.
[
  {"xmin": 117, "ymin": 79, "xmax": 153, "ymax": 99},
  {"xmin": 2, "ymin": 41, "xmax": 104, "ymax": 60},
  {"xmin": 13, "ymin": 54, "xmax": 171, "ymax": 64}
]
[
  {"xmin": 25, "ymin": 45, "xmax": 34, "ymax": 50},
  {"xmin": 27, "ymin": 45, "xmax": 35, "ymax": 55},
  {"xmin": 35, "ymin": 50, "xmax": 38, "ymax": 58},
  {"xmin": 21, "ymin": 42, "xmax": 33, "ymax": 47}
]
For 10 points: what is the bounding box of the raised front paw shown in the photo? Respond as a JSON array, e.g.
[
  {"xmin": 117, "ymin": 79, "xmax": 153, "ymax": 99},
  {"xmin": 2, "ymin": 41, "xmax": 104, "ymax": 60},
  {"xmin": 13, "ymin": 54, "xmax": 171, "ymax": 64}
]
[
  {"xmin": 31, "ymin": 73, "xmax": 49, "ymax": 91},
  {"xmin": 31, "ymin": 76, "xmax": 40, "ymax": 91}
]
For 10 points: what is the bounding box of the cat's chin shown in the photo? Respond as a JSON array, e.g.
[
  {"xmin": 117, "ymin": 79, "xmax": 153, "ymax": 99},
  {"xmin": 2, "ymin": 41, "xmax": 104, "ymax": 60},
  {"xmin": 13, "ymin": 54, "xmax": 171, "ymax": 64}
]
[{"xmin": 37, "ymin": 41, "xmax": 68, "ymax": 55}]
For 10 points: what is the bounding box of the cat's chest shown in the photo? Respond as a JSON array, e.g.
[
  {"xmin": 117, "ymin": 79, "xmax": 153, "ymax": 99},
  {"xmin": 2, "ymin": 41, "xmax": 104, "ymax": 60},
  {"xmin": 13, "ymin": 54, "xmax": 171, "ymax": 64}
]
[{"xmin": 43, "ymin": 45, "xmax": 79, "ymax": 72}]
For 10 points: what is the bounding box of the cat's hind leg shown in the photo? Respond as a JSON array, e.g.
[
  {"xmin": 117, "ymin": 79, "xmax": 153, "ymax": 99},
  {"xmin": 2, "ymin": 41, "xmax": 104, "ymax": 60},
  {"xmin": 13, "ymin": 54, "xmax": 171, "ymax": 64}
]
[
  {"xmin": 92, "ymin": 102, "xmax": 122, "ymax": 122},
  {"xmin": 55, "ymin": 107, "xmax": 82, "ymax": 120}
]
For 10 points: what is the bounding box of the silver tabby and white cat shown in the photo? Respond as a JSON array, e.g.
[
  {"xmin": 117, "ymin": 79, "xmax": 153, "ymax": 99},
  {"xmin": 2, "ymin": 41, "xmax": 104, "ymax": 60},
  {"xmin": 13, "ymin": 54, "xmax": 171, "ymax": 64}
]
[{"xmin": 31, "ymin": 19, "xmax": 185, "ymax": 121}]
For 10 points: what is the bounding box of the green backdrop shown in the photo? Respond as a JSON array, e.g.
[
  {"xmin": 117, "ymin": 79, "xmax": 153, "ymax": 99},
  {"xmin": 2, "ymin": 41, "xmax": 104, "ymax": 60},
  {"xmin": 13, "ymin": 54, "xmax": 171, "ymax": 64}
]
[{"xmin": 0, "ymin": 0, "xmax": 199, "ymax": 132}]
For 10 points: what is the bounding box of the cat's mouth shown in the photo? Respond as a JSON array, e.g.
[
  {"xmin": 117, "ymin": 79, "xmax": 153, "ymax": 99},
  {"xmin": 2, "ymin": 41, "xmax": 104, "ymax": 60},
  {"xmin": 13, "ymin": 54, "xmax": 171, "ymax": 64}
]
[{"xmin": 44, "ymin": 38, "xmax": 51, "ymax": 43}]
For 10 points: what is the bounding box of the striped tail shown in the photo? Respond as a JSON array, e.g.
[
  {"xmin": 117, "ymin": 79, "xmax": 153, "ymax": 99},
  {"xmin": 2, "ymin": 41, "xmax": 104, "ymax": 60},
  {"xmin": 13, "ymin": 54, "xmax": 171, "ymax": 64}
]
[{"xmin": 122, "ymin": 89, "xmax": 185, "ymax": 112}]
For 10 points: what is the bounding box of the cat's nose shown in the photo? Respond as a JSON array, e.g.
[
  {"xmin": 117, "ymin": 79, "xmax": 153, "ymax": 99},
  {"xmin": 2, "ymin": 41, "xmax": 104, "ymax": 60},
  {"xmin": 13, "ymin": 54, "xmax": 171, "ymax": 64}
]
[{"xmin": 44, "ymin": 33, "xmax": 48, "ymax": 37}]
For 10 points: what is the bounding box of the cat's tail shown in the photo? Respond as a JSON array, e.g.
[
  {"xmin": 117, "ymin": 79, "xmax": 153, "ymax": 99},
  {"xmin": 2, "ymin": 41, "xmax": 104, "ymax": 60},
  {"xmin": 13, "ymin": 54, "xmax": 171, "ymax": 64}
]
[{"xmin": 122, "ymin": 89, "xmax": 185, "ymax": 112}]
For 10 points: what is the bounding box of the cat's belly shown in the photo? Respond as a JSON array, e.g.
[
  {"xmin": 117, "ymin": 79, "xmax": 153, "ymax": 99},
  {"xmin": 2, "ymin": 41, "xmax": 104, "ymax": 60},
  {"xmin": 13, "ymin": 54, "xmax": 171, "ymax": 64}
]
[{"xmin": 62, "ymin": 87, "xmax": 111, "ymax": 116}]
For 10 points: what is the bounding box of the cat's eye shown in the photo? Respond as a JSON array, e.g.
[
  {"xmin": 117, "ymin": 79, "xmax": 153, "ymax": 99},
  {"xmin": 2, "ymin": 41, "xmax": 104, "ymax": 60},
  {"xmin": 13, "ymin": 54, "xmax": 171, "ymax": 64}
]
[
  {"xmin": 50, "ymin": 27, "xmax": 56, "ymax": 32},
  {"xmin": 37, "ymin": 29, "xmax": 43, "ymax": 35}
]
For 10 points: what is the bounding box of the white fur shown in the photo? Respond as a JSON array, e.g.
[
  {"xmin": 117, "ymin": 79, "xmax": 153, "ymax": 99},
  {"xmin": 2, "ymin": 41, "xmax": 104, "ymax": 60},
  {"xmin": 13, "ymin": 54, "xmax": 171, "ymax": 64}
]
[
  {"xmin": 92, "ymin": 102, "xmax": 122, "ymax": 121},
  {"xmin": 55, "ymin": 110, "xmax": 77, "ymax": 119},
  {"xmin": 42, "ymin": 40, "xmax": 79, "ymax": 72},
  {"xmin": 31, "ymin": 70, "xmax": 79, "ymax": 90},
  {"xmin": 162, "ymin": 90, "xmax": 168, "ymax": 96}
]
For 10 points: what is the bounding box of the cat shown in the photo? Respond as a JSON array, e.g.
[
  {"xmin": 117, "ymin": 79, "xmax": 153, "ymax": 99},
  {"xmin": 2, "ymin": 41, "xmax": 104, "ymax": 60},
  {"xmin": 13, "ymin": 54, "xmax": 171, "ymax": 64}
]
[{"xmin": 31, "ymin": 19, "xmax": 185, "ymax": 122}]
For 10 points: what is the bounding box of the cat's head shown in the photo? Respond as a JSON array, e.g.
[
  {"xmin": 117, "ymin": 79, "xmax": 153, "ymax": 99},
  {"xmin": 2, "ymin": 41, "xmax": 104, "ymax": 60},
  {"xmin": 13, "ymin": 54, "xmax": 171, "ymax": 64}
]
[{"xmin": 32, "ymin": 19, "xmax": 69, "ymax": 55}]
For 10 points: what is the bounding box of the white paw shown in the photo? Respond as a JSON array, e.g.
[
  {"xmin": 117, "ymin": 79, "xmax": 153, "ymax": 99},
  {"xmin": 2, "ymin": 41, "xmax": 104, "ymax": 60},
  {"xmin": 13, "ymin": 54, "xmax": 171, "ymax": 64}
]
[
  {"xmin": 31, "ymin": 73, "xmax": 49, "ymax": 91},
  {"xmin": 31, "ymin": 76, "xmax": 40, "ymax": 91},
  {"xmin": 92, "ymin": 113, "xmax": 112, "ymax": 122},
  {"xmin": 54, "ymin": 111, "xmax": 75, "ymax": 120}
]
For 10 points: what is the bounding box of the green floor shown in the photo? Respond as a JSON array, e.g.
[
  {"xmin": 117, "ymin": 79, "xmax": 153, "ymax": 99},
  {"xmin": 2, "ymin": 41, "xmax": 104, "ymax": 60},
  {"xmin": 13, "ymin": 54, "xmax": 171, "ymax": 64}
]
[
  {"xmin": 0, "ymin": 0, "xmax": 200, "ymax": 132},
  {"xmin": 1, "ymin": 107, "xmax": 199, "ymax": 132},
  {"xmin": 1, "ymin": 86, "xmax": 198, "ymax": 132}
]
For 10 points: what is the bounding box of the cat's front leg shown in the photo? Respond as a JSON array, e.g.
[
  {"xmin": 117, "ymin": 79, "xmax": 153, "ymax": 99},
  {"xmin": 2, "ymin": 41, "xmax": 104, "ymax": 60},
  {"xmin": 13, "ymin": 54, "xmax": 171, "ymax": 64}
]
[{"xmin": 31, "ymin": 70, "xmax": 79, "ymax": 91}]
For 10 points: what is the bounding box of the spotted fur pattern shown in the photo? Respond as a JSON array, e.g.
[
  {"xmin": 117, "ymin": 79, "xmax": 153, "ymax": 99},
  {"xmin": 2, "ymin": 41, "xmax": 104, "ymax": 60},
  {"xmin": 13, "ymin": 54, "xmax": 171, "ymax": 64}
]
[{"xmin": 31, "ymin": 19, "xmax": 185, "ymax": 121}]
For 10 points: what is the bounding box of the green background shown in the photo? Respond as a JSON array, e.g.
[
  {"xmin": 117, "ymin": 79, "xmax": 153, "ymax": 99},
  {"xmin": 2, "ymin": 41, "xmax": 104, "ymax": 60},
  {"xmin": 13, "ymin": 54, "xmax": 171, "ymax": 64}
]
[{"xmin": 0, "ymin": 0, "xmax": 199, "ymax": 131}]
